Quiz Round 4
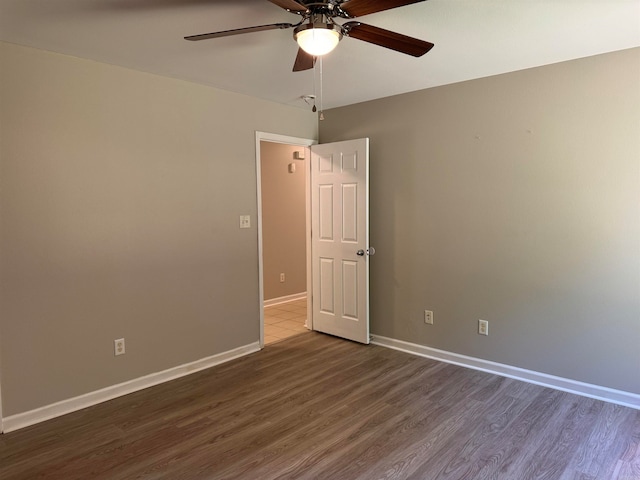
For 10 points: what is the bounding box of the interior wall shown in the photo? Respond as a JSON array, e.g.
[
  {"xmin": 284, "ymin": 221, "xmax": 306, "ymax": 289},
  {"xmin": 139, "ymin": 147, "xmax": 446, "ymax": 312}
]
[
  {"xmin": 260, "ymin": 142, "xmax": 307, "ymax": 301},
  {"xmin": 0, "ymin": 42, "xmax": 318, "ymax": 417},
  {"xmin": 320, "ymin": 48, "xmax": 640, "ymax": 394}
]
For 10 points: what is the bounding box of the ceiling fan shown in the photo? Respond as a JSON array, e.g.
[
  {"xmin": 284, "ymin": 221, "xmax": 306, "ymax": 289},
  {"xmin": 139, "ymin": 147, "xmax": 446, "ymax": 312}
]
[{"xmin": 185, "ymin": 0, "xmax": 434, "ymax": 72}]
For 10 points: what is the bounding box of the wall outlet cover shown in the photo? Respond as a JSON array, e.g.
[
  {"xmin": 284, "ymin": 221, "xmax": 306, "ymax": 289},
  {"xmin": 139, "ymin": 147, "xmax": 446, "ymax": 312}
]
[
  {"xmin": 114, "ymin": 338, "xmax": 125, "ymax": 356},
  {"xmin": 478, "ymin": 320, "xmax": 489, "ymax": 336}
]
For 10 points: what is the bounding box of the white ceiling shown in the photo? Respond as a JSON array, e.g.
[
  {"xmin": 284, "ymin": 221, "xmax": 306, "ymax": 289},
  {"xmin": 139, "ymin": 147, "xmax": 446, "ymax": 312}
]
[{"xmin": 1, "ymin": 0, "xmax": 639, "ymax": 110}]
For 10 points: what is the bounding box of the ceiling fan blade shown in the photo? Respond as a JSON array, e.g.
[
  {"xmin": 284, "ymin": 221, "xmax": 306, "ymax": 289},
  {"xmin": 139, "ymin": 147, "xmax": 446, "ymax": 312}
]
[
  {"xmin": 293, "ymin": 48, "xmax": 317, "ymax": 72},
  {"xmin": 343, "ymin": 22, "xmax": 434, "ymax": 57},
  {"xmin": 340, "ymin": 0, "xmax": 427, "ymax": 18},
  {"xmin": 185, "ymin": 23, "xmax": 294, "ymax": 41},
  {"xmin": 267, "ymin": 0, "xmax": 309, "ymax": 14}
]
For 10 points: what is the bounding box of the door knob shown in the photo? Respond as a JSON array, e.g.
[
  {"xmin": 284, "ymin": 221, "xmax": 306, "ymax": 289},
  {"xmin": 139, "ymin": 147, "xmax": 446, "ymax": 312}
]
[{"xmin": 357, "ymin": 247, "xmax": 376, "ymax": 257}]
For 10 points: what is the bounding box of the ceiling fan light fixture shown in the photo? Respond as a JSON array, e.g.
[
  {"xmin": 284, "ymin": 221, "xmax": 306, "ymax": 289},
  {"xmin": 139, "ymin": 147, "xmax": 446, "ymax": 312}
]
[{"xmin": 294, "ymin": 23, "xmax": 342, "ymax": 56}]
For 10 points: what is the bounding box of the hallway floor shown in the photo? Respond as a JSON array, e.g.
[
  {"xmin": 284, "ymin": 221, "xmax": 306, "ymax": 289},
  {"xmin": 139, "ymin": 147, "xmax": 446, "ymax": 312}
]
[{"xmin": 264, "ymin": 298, "xmax": 308, "ymax": 345}]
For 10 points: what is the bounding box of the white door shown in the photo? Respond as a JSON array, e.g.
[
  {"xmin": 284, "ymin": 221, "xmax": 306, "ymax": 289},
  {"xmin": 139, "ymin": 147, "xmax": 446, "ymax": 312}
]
[{"xmin": 310, "ymin": 138, "xmax": 371, "ymax": 344}]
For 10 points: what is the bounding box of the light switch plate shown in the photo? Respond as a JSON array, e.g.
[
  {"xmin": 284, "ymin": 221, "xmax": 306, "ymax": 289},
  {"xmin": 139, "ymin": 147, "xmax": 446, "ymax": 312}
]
[{"xmin": 239, "ymin": 215, "xmax": 251, "ymax": 229}]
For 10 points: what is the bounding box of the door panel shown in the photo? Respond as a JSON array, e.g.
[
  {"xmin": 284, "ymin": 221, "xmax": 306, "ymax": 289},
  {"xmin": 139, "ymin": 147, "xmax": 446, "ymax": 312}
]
[
  {"xmin": 311, "ymin": 138, "xmax": 370, "ymax": 344},
  {"xmin": 319, "ymin": 257, "xmax": 335, "ymax": 314},
  {"xmin": 342, "ymin": 260, "xmax": 359, "ymax": 319},
  {"xmin": 342, "ymin": 183, "xmax": 358, "ymax": 242},
  {"xmin": 319, "ymin": 185, "xmax": 334, "ymax": 240}
]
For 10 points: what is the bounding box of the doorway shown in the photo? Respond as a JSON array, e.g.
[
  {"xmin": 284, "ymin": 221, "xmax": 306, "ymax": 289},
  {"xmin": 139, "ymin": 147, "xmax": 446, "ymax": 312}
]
[
  {"xmin": 256, "ymin": 132, "xmax": 316, "ymax": 347},
  {"xmin": 256, "ymin": 133, "xmax": 371, "ymax": 347}
]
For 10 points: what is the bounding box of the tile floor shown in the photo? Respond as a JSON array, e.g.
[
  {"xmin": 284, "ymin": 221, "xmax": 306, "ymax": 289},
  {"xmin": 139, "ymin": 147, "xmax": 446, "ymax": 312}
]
[{"xmin": 264, "ymin": 298, "xmax": 308, "ymax": 345}]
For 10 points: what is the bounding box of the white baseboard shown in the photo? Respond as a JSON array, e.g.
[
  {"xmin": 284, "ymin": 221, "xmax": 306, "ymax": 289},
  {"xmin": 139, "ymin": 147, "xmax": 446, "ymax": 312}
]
[
  {"xmin": 2, "ymin": 341, "xmax": 261, "ymax": 433},
  {"xmin": 264, "ymin": 292, "xmax": 306, "ymax": 307},
  {"xmin": 371, "ymin": 335, "xmax": 640, "ymax": 410}
]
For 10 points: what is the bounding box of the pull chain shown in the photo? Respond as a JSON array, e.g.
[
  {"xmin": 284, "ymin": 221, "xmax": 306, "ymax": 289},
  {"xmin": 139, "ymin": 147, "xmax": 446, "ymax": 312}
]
[
  {"xmin": 319, "ymin": 56, "xmax": 324, "ymax": 121},
  {"xmin": 312, "ymin": 57, "xmax": 317, "ymax": 112}
]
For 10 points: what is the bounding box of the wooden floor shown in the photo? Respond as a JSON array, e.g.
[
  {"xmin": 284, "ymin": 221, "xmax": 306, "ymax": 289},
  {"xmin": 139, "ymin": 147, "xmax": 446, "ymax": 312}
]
[{"xmin": 1, "ymin": 333, "xmax": 639, "ymax": 480}]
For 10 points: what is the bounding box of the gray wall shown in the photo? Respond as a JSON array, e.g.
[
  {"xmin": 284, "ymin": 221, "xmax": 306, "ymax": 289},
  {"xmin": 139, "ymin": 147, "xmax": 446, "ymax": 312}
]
[
  {"xmin": 320, "ymin": 48, "xmax": 640, "ymax": 394},
  {"xmin": 260, "ymin": 142, "xmax": 307, "ymax": 301},
  {"xmin": 0, "ymin": 42, "xmax": 317, "ymax": 416}
]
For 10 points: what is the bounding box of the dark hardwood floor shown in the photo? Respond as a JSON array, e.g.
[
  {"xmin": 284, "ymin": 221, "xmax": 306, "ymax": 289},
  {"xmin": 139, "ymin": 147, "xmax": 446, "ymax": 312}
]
[{"xmin": 1, "ymin": 332, "xmax": 639, "ymax": 479}]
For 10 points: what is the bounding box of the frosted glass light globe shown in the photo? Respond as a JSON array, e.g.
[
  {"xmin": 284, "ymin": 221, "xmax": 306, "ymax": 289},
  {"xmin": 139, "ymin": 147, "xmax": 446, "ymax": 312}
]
[{"xmin": 294, "ymin": 24, "xmax": 342, "ymax": 56}]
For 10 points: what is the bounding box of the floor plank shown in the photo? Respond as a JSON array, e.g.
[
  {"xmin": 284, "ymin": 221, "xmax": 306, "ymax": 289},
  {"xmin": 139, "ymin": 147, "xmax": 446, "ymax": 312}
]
[{"xmin": 0, "ymin": 332, "xmax": 638, "ymax": 480}]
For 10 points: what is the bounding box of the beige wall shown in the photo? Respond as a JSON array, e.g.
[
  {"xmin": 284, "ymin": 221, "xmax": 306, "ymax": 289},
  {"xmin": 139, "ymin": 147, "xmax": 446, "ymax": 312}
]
[
  {"xmin": 0, "ymin": 42, "xmax": 317, "ymax": 416},
  {"xmin": 260, "ymin": 142, "xmax": 307, "ymax": 301},
  {"xmin": 320, "ymin": 48, "xmax": 640, "ymax": 394}
]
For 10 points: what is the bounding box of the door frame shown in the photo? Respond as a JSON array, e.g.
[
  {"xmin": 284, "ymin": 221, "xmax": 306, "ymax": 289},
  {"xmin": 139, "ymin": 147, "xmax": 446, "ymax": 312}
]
[{"xmin": 255, "ymin": 132, "xmax": 317, "ymax": 348}]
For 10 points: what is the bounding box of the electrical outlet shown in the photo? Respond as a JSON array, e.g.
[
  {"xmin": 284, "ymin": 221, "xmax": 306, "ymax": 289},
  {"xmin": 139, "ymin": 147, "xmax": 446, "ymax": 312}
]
[
  {"xmin": 478, "ymin": 319, "xmax": 489, "ymax": 336},
  {"xmin": 114, "ymin": 338, "xmax": 125, "ymax": 356},
  {"xmin": 424, "ymin": 310, "xmax": 433, "ymax": 325},
  {"xmin": 280, "ymin": 273, "xmax": 285, "ymax": 283}
]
